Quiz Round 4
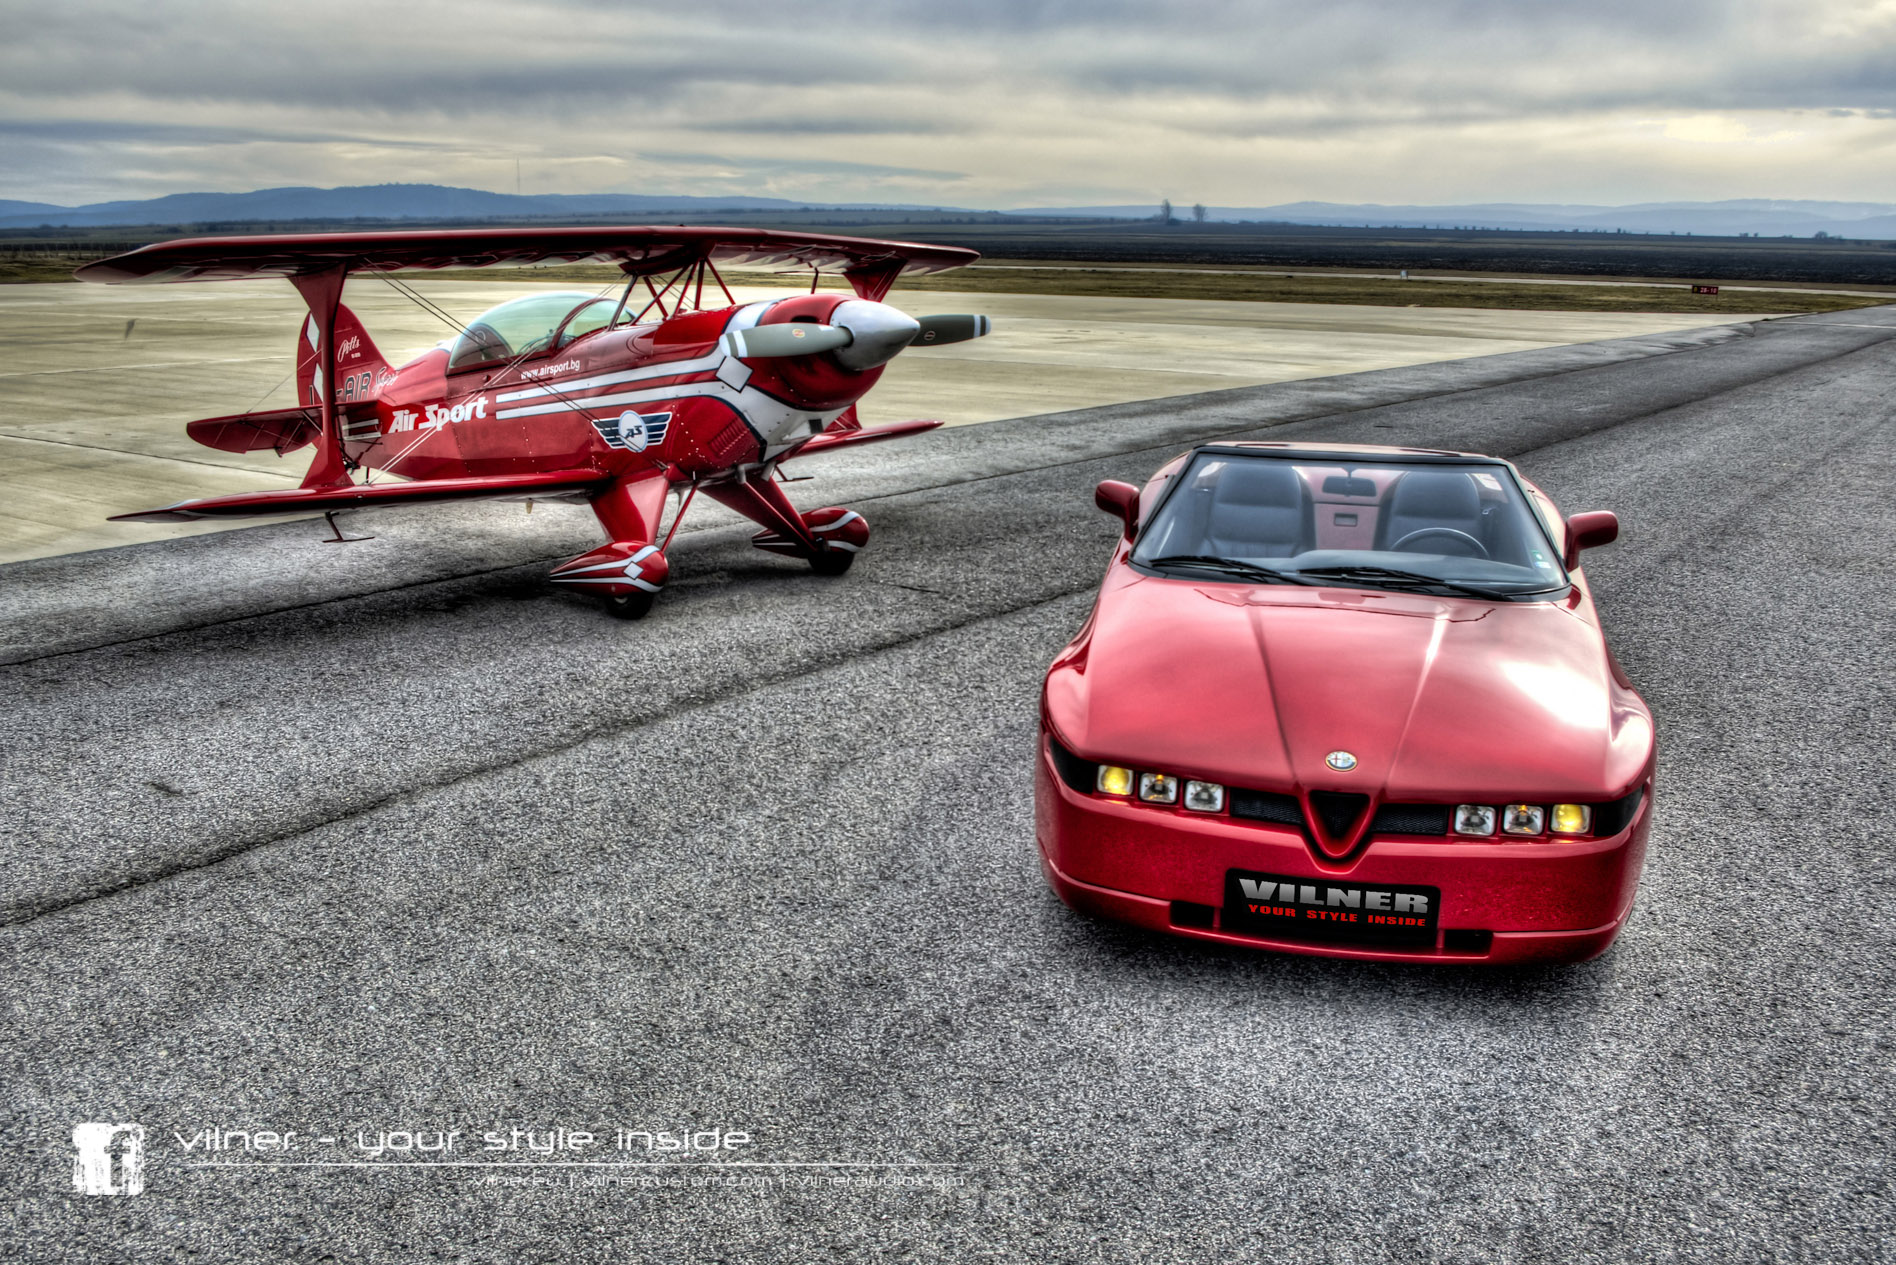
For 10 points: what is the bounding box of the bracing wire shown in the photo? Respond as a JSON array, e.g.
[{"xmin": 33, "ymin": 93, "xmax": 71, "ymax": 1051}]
[
  {"xmin": 353, "ymin": 265, "xmax": 699, "ymax": 486},
  {"xmin": 238, "ymin": 368, "xmax": 296, "ymax": 417},
  {"xmin": 362, "ymin": 265, "xmax": 468, "ymax": 335}
]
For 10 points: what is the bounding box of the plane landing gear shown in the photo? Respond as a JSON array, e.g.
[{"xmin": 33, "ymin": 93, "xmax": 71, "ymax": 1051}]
[
  {"xmin": 605, "ymin": 590, "xmax": 657, "ymax": 620},
  {"xmin": 808, "ymin": 546, "xmax": 855, "ymax": 576},
  {"xmin": 747, "ymin": 505, "xmax": 870, "ymax": 575},
  {"xmin": 549, "ymin": 541, "xmax": 669, "ymax": 620}
]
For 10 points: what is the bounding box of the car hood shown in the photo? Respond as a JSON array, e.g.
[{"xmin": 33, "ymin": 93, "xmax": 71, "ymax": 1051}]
[{"xmin": 1045, "ymin": 572, "xmax": 1651, "ymax": 804}]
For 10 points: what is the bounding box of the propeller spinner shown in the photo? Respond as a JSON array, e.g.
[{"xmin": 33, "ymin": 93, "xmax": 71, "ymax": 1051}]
[{"xmin": 722, "ymin": 302, "xmax": 991, "ymax": 367}]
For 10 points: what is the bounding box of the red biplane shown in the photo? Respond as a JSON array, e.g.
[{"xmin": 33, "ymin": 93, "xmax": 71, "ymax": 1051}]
[{"xmin": 76, "ymin": 227, "xmax": 991, "ymax": 617}]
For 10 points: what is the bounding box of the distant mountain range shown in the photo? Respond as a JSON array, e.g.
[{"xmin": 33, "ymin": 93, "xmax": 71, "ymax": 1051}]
[
  {"xmin": 0, "ymin": 184, "xmax": 960, "ymax": 229},
  {"xmin": 1017, "ymin": 199, "xmax": 1896, "ymax": 239},
  {"xmin": 5, "ymin": 184, "xmax": 1896, "ymax": 240}
]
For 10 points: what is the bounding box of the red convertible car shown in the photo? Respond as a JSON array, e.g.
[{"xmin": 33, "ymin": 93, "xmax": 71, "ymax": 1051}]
[{"xmin": 1036, "ymin": 442, "xmax": 1654, "ymax": 964}]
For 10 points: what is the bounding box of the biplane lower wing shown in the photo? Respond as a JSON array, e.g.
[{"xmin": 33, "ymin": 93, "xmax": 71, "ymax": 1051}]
[
  {"xmin": 789, "ymin": 419, "xmax": 943, "ymax": 459},
  {"xmin": 111, "ymin": 469, "xmax": 612, "ymax": 523}
]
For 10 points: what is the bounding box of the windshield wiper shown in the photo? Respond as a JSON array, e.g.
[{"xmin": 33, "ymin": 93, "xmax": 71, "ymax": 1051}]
[
  {"xmin": 1291, "ymin": 564, "xmax": 1506, "ymax": 599},
  {"xmin": 1143, "ymin": 554, "xmax": 1306, "ymax": 584}
]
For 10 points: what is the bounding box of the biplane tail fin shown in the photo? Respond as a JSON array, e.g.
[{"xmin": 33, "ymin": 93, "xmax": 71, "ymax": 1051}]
[{"xmin": 295, "ymin": 303, "xmax": 390, "ymax": 412}]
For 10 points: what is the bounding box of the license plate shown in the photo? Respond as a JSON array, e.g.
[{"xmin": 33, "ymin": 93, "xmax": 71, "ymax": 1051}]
[{"xmin": 1222, "ymin": 869, "xmax": 1440, "ymax": 947}]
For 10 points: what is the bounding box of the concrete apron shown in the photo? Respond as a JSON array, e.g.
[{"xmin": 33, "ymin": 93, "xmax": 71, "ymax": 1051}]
[{"xmin": 0, "ymin": 279, "xmax": 1785, "ymax": 563}]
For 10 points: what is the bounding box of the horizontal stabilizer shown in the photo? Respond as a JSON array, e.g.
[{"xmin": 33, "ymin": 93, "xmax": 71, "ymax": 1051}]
[
  {"xmin": 790, "ymin": 419, "xmax": 942, "ymax": 459},
  {"xmin": 110, "ymin": 469, "xmax": 613, "ymax": 523},
  {"xmin": 187, "ymin": 407, "xmax": 320, "ymax": 454}
]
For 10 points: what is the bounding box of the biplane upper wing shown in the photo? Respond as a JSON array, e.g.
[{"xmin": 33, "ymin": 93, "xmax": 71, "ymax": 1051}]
[
  {"xmin": 74, "ymin": 226, "xmax": 978, "ymax": 300},
  {"xmin": 110, "ymin": 469, "xmax": 613, "ymax": 523}
]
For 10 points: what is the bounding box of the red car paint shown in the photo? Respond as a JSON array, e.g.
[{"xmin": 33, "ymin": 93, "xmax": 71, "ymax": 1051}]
[{"xmin": 1038, "ymin": 442, "xmax": 1655, "ymax": 964}]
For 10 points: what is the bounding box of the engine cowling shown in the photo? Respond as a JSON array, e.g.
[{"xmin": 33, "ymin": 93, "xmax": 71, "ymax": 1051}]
[{"xmin": 743, "ymin": 294, "xmax": 898, "ymax": 410}]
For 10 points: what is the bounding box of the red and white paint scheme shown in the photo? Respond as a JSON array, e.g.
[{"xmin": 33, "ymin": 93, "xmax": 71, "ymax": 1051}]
[{"xmin": 78, "ymin": 227, "xmax": 992, "ymax": 618}]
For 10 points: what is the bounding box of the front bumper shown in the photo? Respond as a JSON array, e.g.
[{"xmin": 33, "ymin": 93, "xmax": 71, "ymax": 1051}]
[{"xmin": 1034, "ymin": 736, "xmax": 1650, "ymax": 965}]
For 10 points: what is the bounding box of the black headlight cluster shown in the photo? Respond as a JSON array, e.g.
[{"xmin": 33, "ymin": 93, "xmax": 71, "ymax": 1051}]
[{"xmin": 1048, "ymin": 734, "xmax": 1644, "ymax": 841}]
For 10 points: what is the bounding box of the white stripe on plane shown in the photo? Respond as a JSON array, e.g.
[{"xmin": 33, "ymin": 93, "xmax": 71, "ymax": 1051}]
[{"xmin": 493, "ymin": 303, "xmax": 770, "ymax": 404}]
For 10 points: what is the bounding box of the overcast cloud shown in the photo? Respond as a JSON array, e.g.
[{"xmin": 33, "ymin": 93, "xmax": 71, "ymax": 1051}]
[{"xmin": 3, "ymin": 0, "xmax": 1894, "ymax": 206}]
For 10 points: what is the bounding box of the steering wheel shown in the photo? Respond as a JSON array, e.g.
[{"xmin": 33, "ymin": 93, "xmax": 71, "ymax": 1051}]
[{"xmin": 1390, "ymin": 527, "xmax": 1490, "ymax": 558}]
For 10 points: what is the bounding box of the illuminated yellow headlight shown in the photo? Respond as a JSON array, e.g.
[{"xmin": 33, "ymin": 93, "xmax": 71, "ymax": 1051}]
[
  {"xmin": 1096, "ymin": 765, "xmax": 1134, "ymax": 797},
  {"xmin": 1551, "ymin": 803, "xmax": 1592, "ymax": 835}
]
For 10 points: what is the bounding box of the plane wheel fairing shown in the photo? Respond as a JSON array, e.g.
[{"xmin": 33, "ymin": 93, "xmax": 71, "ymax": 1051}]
[{"xmin": 548, "ymin": 541, "xmax": 668, "ymax": 609}]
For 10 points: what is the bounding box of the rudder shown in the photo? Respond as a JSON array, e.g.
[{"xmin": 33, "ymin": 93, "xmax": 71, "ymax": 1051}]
[{"xmin": 297, "ymin": 303, "xmax": 391, "ymax": 411}]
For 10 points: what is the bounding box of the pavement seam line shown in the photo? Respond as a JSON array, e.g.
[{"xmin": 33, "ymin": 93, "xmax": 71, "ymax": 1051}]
[
  {"xmin": 0, "ymin": 429, "xmax": 308, "ymax": 478},
  {"xmin": 0, "ymin": 586, "xmax": 1097, "ymax": 929}
]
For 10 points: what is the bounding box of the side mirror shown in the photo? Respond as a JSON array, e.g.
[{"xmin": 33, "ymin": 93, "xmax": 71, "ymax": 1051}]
[
  {"xmin": 1562, "ymin": 510, "xmax": 1619, "ymax": 571},
  {"xmin": 1095, "ymin": 480, "xmax": 1141, "ymax": 540}
]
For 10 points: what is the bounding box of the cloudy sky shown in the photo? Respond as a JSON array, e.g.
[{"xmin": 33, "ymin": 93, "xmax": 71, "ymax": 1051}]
[{"xmin": 3, "ymin": 0, "xmax": 1895, "ymax": 208}]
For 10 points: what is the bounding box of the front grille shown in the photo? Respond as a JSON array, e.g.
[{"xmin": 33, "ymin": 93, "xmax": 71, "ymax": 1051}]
[
  {"xmin": 1370, "ymin": 803, "xmax": 1451, "ymax": 836},
  {"xmin": 1308, "ymin": 790, "xmax": 1370, "ymax": 839},
  {"xmin": 1229, "ymin": 788, "xmax": 1303, "ymax": 827}
]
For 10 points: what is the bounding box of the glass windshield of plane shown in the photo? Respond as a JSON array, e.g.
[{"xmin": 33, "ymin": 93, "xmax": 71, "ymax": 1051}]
[
  {"xmin": 556, "ymin": 298, "xmax": 618, "ymax": 347},
  {"xmin": 448, "ymin": 291, "xmax": 603, "ymax": 370},
  {"xmin": 1130, "ymin": 451, "xmax": 1567, "ymax": 598}
]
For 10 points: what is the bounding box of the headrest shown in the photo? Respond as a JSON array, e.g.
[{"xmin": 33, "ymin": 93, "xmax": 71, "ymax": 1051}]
[
  {"xmin": 1213, "ymin": 462, "xmax": 1304, "ymax": 508},
  {"xmin": 1389, "ymin": 471, "xmax": 1479, "ymax": 518}
]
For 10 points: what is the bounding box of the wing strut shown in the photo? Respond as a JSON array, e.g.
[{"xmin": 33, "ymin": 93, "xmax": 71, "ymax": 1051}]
[
  {"xmin": 289, "ymin": 266, "xmax": 353, "ymax": 490},
  {"xmin": 700, "ymin": 472, "xmax": 821, "ymax": 555}
]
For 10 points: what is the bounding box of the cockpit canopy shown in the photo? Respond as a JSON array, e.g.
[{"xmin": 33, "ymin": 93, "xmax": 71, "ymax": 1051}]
[{"xmin": 447, "ymin": 291, "xmax": 620, "ymax": 370}]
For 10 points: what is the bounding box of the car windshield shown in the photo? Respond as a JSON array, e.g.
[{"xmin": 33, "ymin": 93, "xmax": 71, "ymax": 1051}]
[
  {"xmin": 1130, "ymin": 451, "xmax": 1566, "ymax": 597},
  {"xmin": 447, "ymin": 291, "xmax": 602, "ymax": 370}
]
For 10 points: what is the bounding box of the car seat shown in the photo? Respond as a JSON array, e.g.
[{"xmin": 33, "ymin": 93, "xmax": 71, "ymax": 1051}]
[
  {"xmin": 1203, "ymin": 462, "xmax": 1311, "ymax": 558},
  {"xmin": 1378, "ymin": 471, "xmax": 1485, "ymax": 556}
]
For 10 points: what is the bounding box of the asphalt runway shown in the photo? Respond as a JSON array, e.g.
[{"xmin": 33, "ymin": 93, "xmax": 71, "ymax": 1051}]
[{"xmin": 3, "ymin": 309, "xmax": 1893, "ymax": 1262}]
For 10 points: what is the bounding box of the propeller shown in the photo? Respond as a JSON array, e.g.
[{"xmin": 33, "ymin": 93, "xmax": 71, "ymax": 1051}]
[
  {"xmin": 720, "ymin": 304, "xmax": 993, "ymax": 368},
  {"xmin": 721, "ymin": 323, "xmax": 853, "ymax": 360},
  {"xmin": 912, "ymin": 314, "xmax": 991, "ymax": 346}
]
